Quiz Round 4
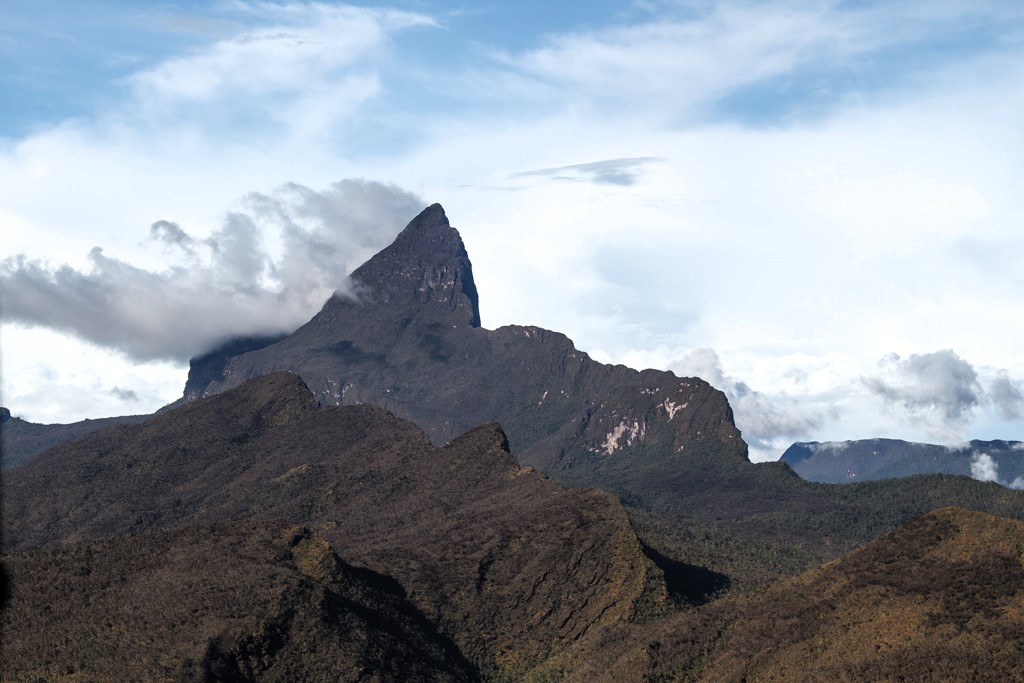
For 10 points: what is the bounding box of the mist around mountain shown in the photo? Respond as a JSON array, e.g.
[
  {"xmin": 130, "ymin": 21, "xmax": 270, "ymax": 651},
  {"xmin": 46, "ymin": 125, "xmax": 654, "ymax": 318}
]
[
  {"xmin": 172, "ymin": 203, "xmax": 1024, "ymax": 588},
  {"xmin": 6, "ymin": 203, "xmax": 1024, "ymax": 679},
  {"xmin": 782, "ymin": 438, "xmax": 1024, "ymax": 486}
]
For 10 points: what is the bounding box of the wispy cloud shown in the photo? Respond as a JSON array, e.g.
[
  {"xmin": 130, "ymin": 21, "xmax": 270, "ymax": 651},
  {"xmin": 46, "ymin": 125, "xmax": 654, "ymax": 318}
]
[
  {"xmin": 110, "ymin": 386, "xmax": 139, "ymax": 402},
  {"xmin": 130, "ymin": 4, "xmax": 434, "ymax": 103},
  {"xmin": 490, "ymin": 1, "xmax": 1024, "ymax": 123},
  {"xmin": 511, "ymin": 157, "xmax": 662, "ymax": 186}
]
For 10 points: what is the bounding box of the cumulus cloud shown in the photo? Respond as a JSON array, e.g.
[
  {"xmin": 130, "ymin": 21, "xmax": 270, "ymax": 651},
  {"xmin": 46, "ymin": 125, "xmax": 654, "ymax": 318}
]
[
  {"xmin": 0, "ymin": 179, "xmax": 423, "ymax": 362},
  {"xmin": 989, "ymin": 372, "xmax": 1024, "ymax": 420},
  {"xmin": 511, "ymin": 157, "xmax": 663, "ymax": 186},
  {"xmin": 969, "ymin": 451, "xmax": 1024, "ymax": 490},
  {"xmin": 863, "ymin": 351, "xmax": 1024, "ymax": 440},
  {"xmin": 970, "ymin": 452, "xmax": 999, "ymax": 482},
  {"xmin": 110, "ymin": 386, "xmax": 139, "ymax": 402},
  {"xmin": 863, "ymin": 350, "xmax": 982, "ymax": 423},
  {"xmin": 672, "ymin": 348, "xmax": 827, "ymax": 461}
]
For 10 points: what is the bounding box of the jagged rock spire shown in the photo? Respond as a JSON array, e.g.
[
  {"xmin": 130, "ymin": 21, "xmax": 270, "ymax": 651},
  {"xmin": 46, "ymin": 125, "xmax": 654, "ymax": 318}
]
[{"xmin": 347, "ymin": 203, "xmax": 481, "ymax": 327}]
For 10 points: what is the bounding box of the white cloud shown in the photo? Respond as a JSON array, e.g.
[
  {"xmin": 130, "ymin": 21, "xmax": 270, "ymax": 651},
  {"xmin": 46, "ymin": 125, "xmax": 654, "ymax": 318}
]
[
  {"xmin": 129, "ymin": 3, "xmax": 432, "ymax": 103},
  {"xmin": 671, "ymin": 348, "xmax": 828, "ymax": 462},
  {"xmin": 859, "ymin": 351, "xmax": 1024, "ymax": 444},
  {"xmin": 490, "ymin": 0, "xmax": 1023, "ymax": 123},
  {"xmin": 864, "ymin": 350, "xmax": 982, "ymax": 423},
  {"xmin": 1, "ymin": 180, "xmax": 423, "ymax": 361},
  {"xmin": 1, "ymin": 325, "xmax": 184, "ymax": 423},
  {"xmin": 968, "ymin": 451, "xmax": 1024, "ymax": 490},
  {"xmin": 1, "ymin": 0, "xmax": 1022, "ymax": 457},
  {"xmin": 970, "ymin": 452, "xmax": 999, "ymax": 482},
  {"xmin": 805, "ymin": 172, "xmax": 991, "ymax": 254},
  {"xmin": 989, "ymin": 372, "xmax": 1024, "ymax": 421}
]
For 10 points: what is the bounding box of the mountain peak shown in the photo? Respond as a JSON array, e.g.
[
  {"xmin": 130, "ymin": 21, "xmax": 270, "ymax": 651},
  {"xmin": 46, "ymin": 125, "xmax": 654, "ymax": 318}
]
[{"xmin": 346, "ymin": 203, "xmax": 481, "ymax": 327}]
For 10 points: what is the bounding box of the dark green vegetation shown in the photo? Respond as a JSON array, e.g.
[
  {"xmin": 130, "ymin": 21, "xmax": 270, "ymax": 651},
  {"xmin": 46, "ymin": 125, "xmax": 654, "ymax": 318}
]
[
  {"xmin": 2, "ymin": 520, "xmax": 474, "ymax": 682},
  {"xmin": 515, "ymin": 507, "xmax": 1024, "ymax": 682},
  {"xmin": 691, "ymin": 507, "xmax": 1024, "ymax": 682},
  {"xmin": 16, "ymin": 377, "xmax": 1024, "ymax": 681},
  {"xmin": 3, "ymin": 373, "xmax": 666, "ymax": 680},
  {"xmin": 782, "ymin": 437, "xmax": 1024, "ymax": 484},
  {"xmin": 0, "ymin": 407, "xmax": 147, "ymax": 471}
]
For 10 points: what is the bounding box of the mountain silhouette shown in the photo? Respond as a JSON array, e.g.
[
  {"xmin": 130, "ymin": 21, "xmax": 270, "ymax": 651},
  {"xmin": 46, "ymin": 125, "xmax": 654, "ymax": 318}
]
[{"xmin": 176, "ymin": 203, "xmax": 1024, "ymax": 587}]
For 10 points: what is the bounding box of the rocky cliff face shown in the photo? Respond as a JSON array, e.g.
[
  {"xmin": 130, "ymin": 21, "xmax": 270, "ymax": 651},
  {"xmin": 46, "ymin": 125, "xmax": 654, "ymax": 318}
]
[
  {"xmin": 343, "ymin": 202, "xmax": 481, "ymax": 327},
  {"xmin": 180, "ymin": 203, "xmax": 749, "ymax": 493},
  {"xmin": 172, "ymin": 205, "xmax": 1024, "ymax": 592}
]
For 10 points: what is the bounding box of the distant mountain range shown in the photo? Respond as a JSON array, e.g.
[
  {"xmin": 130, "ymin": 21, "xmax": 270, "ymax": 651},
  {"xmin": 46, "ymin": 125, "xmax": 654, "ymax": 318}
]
[
  {"xmin": 6, "ymin": 203, "xmax": 1024, "ymax": 679},
  {"xmin": 782, "ymin": 438, "xmax": 1024, "ymax": 485},
  {"xmin": 0, "ymin": 406, "xmax": 147, "ymax": 470}
]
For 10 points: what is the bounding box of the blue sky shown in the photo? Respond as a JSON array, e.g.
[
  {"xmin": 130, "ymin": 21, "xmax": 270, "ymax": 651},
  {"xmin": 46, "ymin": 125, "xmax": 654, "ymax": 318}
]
[{"xmin": 2, "ymin": 0, "xmax": 1023, "ymax": 461}]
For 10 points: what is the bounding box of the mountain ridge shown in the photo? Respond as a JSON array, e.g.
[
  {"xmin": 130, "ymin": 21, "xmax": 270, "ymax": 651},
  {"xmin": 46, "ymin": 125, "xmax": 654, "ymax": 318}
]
[
  {"xmin": 3, "ymin": 372, "xmax": 668, "ymax": 679},
  {"xmin": 166, "ymin": 203, "xmax": 1024, "ymax": 587},
  {"xmin": 782, "ymin": 437, "xmax": 1024, "ymax": 484},
  {"xmin": 0, "ymin": 407, "xmax": 149, "ymax": 471}
]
